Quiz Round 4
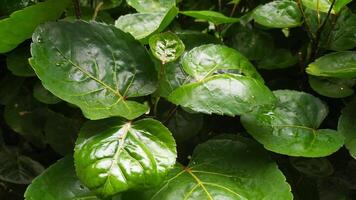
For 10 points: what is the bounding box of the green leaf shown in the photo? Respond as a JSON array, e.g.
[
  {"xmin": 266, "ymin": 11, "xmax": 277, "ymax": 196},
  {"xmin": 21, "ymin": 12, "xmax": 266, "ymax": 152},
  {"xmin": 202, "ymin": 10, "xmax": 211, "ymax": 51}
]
[
  {"xmin": 122, "ymin": 138, "xmax": 293, "ymax": 200},
  {"xmin": 25, "ymin": 156, "xmax": 100, "ymax": 200},
  {"xmin": 0, "ymin": 149, "xmax": 44, "ymax": 184},
  {"xmin": 181, "ymin": 44, "xmax": 263, "ymax": 82},
  {"xmin": 0, "ymin": 0, "xmax": 70, "ymax": 53},
  {"xmin": 302, "ymin": 0, "xmax": 352, "ymax": 14},
  {"xmin": 0, "ymin": 0, "xmax": 36, "ymax": 16},
  {"xmin": 33, "ymin": 81, "xmax": 61, "ymax": 104},
  {"xmin": 180, "ymin": 10, "xmax": 239, "ymax": 25},
  {"xmin": 115, "ymin": 6, "xmax": 178, "ymax": 43},
  {"xmin": 338, "ymin": 99, "xmax": 356, "ymax": 158},
  {"xmin": 6, "ymin": 45, "xmax": 35, "ymax": 77},
  {"xmin": 241, "ymin": 90, "xmax": 344, "ymax": 157},
  {"xmin": 30, "ymin": 20, "xmax": 157, "ymax": 120},
  {"xmin": 74, "ymin": 118, "xmax": 177, "ymax": 197},
  {"xmin": 309, "ymin": 76, "xmax": 355, "ymax": 98},
  {"xmin": 306, "ymin": 51, "xmax": 356, "ymax": 78},
  {"xmin": 253, "ymin": 0, "xmax": 302, "ymax": 28},
  {"xmin": 126, "ymin": 0, "xmax": 175, "ymax": 12},
  {"xmin": 290, "ymin": 157, "xmax": 333, "ymax": 177},
  {"xmin": 149, "ymin": 32, "xmax": 185, "ymax": 64},
  {"xmin": 168, "ymin": 74, "xmax": 276, "ymax": 116},
  {"xmin": 0, "ymin": 74, "xmax": 25, "ymax": 105},
  {"xmin": 257, "ymin": 48, "xmax": 298, "ymax": 70}
]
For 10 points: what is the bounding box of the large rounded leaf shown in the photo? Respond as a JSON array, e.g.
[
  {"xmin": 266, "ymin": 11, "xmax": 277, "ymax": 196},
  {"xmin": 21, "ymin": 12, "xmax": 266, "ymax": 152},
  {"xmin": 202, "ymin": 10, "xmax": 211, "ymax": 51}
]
[
  {"xmin": 0, "ymin": 0, "xmax": 70, "ymax": 53},
  {"xmin": 25, "ymin": 156, "xmax": 100, "ymax": 200},
  {"xmin": 168, "ymin": 74, "xmax": 276, "ymax": 116},
  {"xmin": 74, "ymin": 118, "xmax": 177, "ymax": 197},
  {"xmin": 122, "ymin": 138, "xmax": 293, "ymax": 200},
  {"xmin": 306, "ymin": 51, "xmax": 356, "ymax": 78},
  {"xmin": 30, "ymin": 21, "xmax": 157, "ymax": 120},
  {"xmin": 338, "ymin": 99, "xmax": 356, "ymax": 159},
  {"xmin": 253, "ymin": 0, "xmax": 302, "ymax": 28},
  {"xmin": 241, "ymin": 90, "xmax": 344, "ymax": 157}
]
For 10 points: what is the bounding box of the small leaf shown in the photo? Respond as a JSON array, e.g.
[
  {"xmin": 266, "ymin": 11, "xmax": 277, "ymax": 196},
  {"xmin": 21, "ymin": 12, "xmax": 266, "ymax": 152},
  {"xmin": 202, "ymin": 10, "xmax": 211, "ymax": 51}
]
[
  {"xmin": 122, "ymin": 138, "xmax": 293, "ymax": 200},
  {"xmin": 0, "ymin": 149, "xmax": 44, "ymax": 184},
  {"xmin": 309, "ymin": 76, "xmax": 355, "ymax": 98},
  {"xmin": 126, "ymin": 0, "xmax": 175, "ymax": 13},
  {"xmin": 338, "ymin": 99, "xmax": 356, "ymax": 158},
  {"xmin": 306, "ymin": 51, "xmax": 356, "ymax": 78},
  {"xmin": 253, "ymin": 0, "xmax": 302, "ymax": 28},
  {"xmin": 25, "ymin": 156, "xmax": 100, "ymax": 200},
  {"xmin": 180, "ymin": 10, "xmax": 239, "ymax": 25},
  {"xmin": 30, "ymin": 21, "xmax": 157, "ymax": 120},
  {"xmin": 33, "ymin": 81, "xmax": 61, "ymax": 104},
  {"xmin": 115, "ymin": 6, "xmax": 178, "ymax": 43},
  {"xmin": 74, "ymin": 118, "xmax": 177, "ymax": 197},
  {"xmin": 0, "ymin": 0, "xmax": 70, "ymax": 53},
  {"xmin": 6, "ymin": 45, "xmax": 35, "ymax": 77},
  {"xmin": 241, "ymin": 90, "xmax": 344, "ymax": 157},
  {"xmin": 149, "ymin": 32, "xmax": 185, "ymax": 64},
  {"xmin": 302, "ymin": 0, "xmax": 352, "ymax": 14}
]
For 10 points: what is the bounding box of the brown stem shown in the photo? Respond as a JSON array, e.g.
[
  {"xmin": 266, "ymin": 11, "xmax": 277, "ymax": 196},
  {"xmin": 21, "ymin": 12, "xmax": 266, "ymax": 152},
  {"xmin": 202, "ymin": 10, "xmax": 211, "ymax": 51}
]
[{"xmin": 72, "ymin": 0, "xmax": 81, "ymax": 19}]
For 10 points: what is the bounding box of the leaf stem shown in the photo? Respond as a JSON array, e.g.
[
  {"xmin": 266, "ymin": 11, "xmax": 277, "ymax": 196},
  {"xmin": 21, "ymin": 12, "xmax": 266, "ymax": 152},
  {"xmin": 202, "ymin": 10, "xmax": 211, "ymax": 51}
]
[
  {"xmin": 72, "ymin": 0, "xmax": 81, "ymax": 19},
  {"xmin": 92, "ymin": 1, "xmax": 104, "ymax": 20}
]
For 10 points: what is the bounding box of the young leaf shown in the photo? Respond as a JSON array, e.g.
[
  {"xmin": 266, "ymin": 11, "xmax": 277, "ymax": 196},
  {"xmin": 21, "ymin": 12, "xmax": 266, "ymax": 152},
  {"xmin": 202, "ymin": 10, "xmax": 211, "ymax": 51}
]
[
  {"xmin": 180, "ymin": 10, "xmax": 239, "ymax": 25},
  {"xmin": 241, "ymin": 90, "xmax": 344, "ymax": 157},
  {"xmin": 126, "ymin": 0, "xmax": 175, "ymax": 13},
  {"xmin": 122, "ymin": 138, "xmax": 293, "ymax": 200},
  {"xmin": 0, "ymin": 149, "xmax": 44, "ymax": 184},
  {"xmin": 33, "ymin": 81, "xmax": 61, "ymax": 104},
  {"xmin": 302, "ymin": 0, "xmax": 352, "ymax": 14},
  {"xmin": 25, "ymin": 156, "xmax": 100, "ymax": 200},
  {"xmin": 74, "ymin": 118, "xmax": 177, "ymax": 197},
  {"xmin": 253, "ymin": 0, "xmax": 302, "ymax": 28},
  {"xmin": 338, "ymin": 99, "xmax": 356, "ymax": 159},
  {"xmin": 0, "ymin": 0, "xmax": 70, "ymax": 53},
  {"xmin": 30, "ymin": 21, "xmax": 157, "ymax": 120},
  {"xmin": 306, "ymin": 51, "xmax": 356, "ymax": 78},
  {"xmin": 309, "ymin": 76, "xmax": 355, "ymax": 98},
  {"xmin": 149, "ymin": 32, "xmax": 185, "ymax": 64},
  {"xmin": 6, "ymin": 45, "xmax": 35, "ymax": 77},
  {"xmin": 115, "ymin": 6, "xmax": 178, "ymax": 43},
  {"xmin": 168, "ymin": 74, "xmax": 276, "ymax": 116}
]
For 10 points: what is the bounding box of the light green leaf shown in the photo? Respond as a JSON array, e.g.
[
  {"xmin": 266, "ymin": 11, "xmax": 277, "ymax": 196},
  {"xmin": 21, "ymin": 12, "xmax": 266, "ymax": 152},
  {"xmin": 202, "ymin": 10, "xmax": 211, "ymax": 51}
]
[
  {"xmin": 338, "ymin": 99, "xmax": 356, "ymax": 159},
  {"xmin": 309, "ymin": 76, "xmax": 355, "ymax": 98},
  {"xmin": 149, "ymin": 32, "xmax": 185, "ymax": 64},
  {"xmin": 306, "ymin": 51, "xmax": 356, "ymax": 78},
  {"xmin": 253, "ymin": 0, "xmax": 302, "ymax": 28},
  {"xmin": 0, "ymin": 149, "xmax": 44, "ymax": 184},
  {"xmin": 25, "ymin": 156, "xmax": 100, "ymax": 200},
  {"xmin": 181, "ymin": 44, "xmax": 263, "ymax": 82},
  {"xmin": 241, "ymin": 90, "xmax": 344, "ymax": 157},
  {"xmin": 74, "ymin": 118, "xmax": 177, "ymax": 197},
  {"xmin": 33, "ymin": 81, "xmax": 61, "ymax": 104},
  {"xmin": 6, "ymin": 45, "xmax": 35, "ymax": 77},
  {"xmin": 126, "ymin": 0, "xmax": 175, "ymax": 12},
  {"xmin": 0, "ymin": 0, "xmax": 70, "ymax": 53},
  {"xmin": 122, "ymin": 138, "xmax": 293, "ymax": 200},
  {"xmin": 290, "ymin": 157, "xmax": 333, "ymax": 177},
  {"xmin": 30, "ymin": 21, "xmax": 157, "ymax": 120},
  {"xmin": 180, "ymin": 10, "xmax": 239, "ymax": 25},
  {"xmin": 302, "ymin": 0, "xmax": 352, "ymax": 14},
  {"xmin": 115, "ymin": 6, "xmax": 178, "ymax": 42},
  {"xmin": 168, "ymin": 74, "xmax": 276, "ymax": 116}
]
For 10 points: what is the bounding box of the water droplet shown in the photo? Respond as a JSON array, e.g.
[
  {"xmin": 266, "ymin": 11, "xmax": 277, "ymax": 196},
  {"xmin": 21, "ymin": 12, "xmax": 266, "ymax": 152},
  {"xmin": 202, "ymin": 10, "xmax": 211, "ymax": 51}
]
[
  {"xmin": 37, "ymin": 36, "xmax": 43, "ymax": 43},
  {"xmin": 340, "ymin": 87, "xmax": 344, "ymax": 90}
]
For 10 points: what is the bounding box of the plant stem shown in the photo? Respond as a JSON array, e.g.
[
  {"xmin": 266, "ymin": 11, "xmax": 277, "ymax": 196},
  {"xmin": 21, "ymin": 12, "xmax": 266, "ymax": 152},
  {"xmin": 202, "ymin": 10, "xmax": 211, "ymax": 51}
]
[
  {"xmin": 218, "ymin": 0, "xmax": 222, "ymax": 12},
  {"xmin": 229, "ymin": 2, "xmax": 238, "ymax": 17},
  {"xmin": 92, "ymin": 1, "xmax": 104, "ymax": 20},
  {"xmin": 72, "ymin": 0, "xmax": 81, "ymax": 19}
]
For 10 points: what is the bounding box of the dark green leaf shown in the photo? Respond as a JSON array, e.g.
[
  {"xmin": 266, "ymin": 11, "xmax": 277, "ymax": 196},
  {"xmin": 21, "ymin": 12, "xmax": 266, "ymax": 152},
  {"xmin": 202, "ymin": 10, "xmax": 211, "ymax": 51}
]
[
  {"xmin": 338, "ymin": 99, "xmax": 356, "ymax": 158},
  {"xmin": 0, "ymin": 0, "xmax": 36, "ymax": 16},
  {"xmin": 33, "ymin": 81, "xmax": 61, "ymax": 104},
  {"xmin": 6, "ymin": 45, "xmax": 35, "ymax": 77},
  {"xmin": 0, "ymin": 0, "xmax": 70, "ymax": 53},
  {"xmin": 30, "ymin": 21, "xmax": 157, "ymax": 120},
  {"xmin": 0, "ymin": 149, "xmax": 44, "ymax": 184},
  {"xmin": 253, "ymin": 0, "xmax": 302, "ymax": 28},
  {"xmin": 74, "ymin": 118, "xmax": 177, "ymax": 197},
  {"xmin": 122, "ymin": 138, "xmax": 293, "ymax": 200},
  {"xmin": 257, "ymin": 48, "xmax": 298, "ymax": 70},
  {"xmin": 0, "ymin": 74, "xmax": 25, "ymax": 105},
  {"xmin": 290, "ymin": 157, "xmax": 333, "ymax": 177},
  {"xmin": 309, "ymin": 76, "xmax": 355, "ymax": 98},
  {"xmin": 149, "ymin": 32, "xmax": 185, "ymax": 64},
  {"xmin": 126, "ymin": 0, "xmax": 175, "ymax": 12},
  {"xmin": 306, "ymin": 51, "xmax": 356, "ymax": 78},
  {"xmin": 25, "ymin": 156, "xmax": 100, "ymax": 200},
  {"xmin": 241, "ymin": 90, "xmax": 344, "ymax": 157},
  {"xmin": 180, "ymin": 10, "xmax": 239, "ymax": 25}
]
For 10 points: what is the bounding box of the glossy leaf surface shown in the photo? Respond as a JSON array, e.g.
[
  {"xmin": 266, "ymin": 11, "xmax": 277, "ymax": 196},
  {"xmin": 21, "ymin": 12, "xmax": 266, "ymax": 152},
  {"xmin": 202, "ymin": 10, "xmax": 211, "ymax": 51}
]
[
  {"xmin": 302, "ymin": 0, "xmax": 351, "ymax": 13},
  {"xmin": 309, "ymin": 76, "xmax": 355, "ymax": 98},
  {"xmin": 180, "ymin": 10, "xmax": 239, "ymax": 25},
  {"xmin": 0, "ymin": 0, "xmax": 70, "ymax": 53},
  {"xmin": 241, "ymin": 90, "xmax": 344, "ymax": 157},
  {"xmin": 306, "ymin": 51, "xmax": 356, "ymax": 78},
  {"xmin": 74, "ymin": 118, "xmax": 177, "ymax": 197},
  {"xmin": 30, "ymin": 21, "xmax": 157, "ymax": 120},
  {"xmin": 122, "ymin": 138, "xmax": 293, "ymax": 200},
  {"xmin": 149, "ymin": 32, "xmax": 185, "ymax": 64},
  {"xmin": 338, "ymin": 99, "xmax": 356, "ymax": 158},
  {"xmin": 253, "ymin": 0, "xmax": 302, "ymax": 28},
  {"xmin": 126, "ymin": 0, "xmax": 175, "ymax": 12}
]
